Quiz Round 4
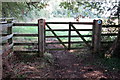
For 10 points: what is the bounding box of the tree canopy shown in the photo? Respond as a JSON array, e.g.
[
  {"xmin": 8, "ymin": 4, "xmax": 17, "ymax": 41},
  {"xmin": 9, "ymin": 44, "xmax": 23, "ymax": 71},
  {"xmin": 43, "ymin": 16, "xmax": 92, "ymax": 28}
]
[
  {"xmin": 1, "ymin": 2, "xmax": 48, "ymax": 21},
  {"xmin": 1, "ymin": 0, "xmax": 119, "ymax": 24},
  {"xmin": 59, "ymin": 0, "xmax": 119, "ymax": 25}
]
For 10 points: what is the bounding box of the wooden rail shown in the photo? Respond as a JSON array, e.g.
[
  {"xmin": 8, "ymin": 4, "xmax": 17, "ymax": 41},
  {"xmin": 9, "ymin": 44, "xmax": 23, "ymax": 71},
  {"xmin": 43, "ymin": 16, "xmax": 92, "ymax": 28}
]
[
  {"xmin": 46, "ymin": 22, "xmax": 93, "ymax": 24},
  {"xmin": 1, "ymin": 34, "xmax": 14, "ymax": 42},
  {"xmin": 13, "ymin": 22, "xmax": 93, "ymax": 26},
  {"xmin": 13, "ymin": 41, "xmax": 113, "ymax": 46},
  {"xmin": 102, "ymin": 25, "xmax": 120, "ymax": 28},
  {"xmin": 14, "ymin": 34, "xmax": 38, "ymax": 36},
  {"xmin": 0, "ymin": 23, "xmax": 13, "ymax": 31},
  {"xmin": 0, "ymin": 18, "xmax": 14, "ymax": 21},
  {"xmin": 1, "ymin": 18, "xmax": 14, "ymax": 55},
  {"xmin": 2, "ymin": 33, "xmax": 118, "ymax": 37},
  {"xmin": 2, "ymin": 43, "xmax": 14, "ymax": 53},
  {"xmin": 13, "ymin": 23, "xmax": 37, "ymax": 26},
  {"xmin": 14, "ymin": 41, "xmax": 92, "ymax": 45},
  {"xmin": 14, "ymin": 51, "xmax": 38, "ymax": 53},
  {"xmin": 46, "ymin": 29, "xmax": 93, "ymax": 31}
]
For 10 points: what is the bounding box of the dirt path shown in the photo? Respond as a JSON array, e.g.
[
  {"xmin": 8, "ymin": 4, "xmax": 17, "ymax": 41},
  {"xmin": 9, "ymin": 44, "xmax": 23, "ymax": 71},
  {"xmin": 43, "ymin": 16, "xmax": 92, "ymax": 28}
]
[
  {"xmin": 47, "ymin": 49, "xmax": 106, "ymax": 79},
  {"xmin": 2, "ymin": 40, "xmax": 120, "ymax": 79}
]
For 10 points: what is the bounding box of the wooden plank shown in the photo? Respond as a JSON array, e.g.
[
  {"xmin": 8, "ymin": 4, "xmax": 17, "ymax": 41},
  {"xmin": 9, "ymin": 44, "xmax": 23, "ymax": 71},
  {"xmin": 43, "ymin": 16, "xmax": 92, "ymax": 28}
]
[
  {"xmin": 102, "ymin": 25, "xmax": 120, "ymax": 28},
  {"xmin": 46, "ymin": 47, "xmax": 84, "ymax": 50},
  {"xmin": 0, "ymin": 18, "xmax": 14, "ymax": 21},
  {"xmin": 46, "ymin": 41, "xmax": 92, "ymax": 44},
  {"xmin": 13, "ymin": 41, "xmax": 113, "ymax": 46},
  {"xmin": 14, "ymin": 43, "xmax": 38, "ymax": 45},
  {"xmin": 13, "ymin": 22, "xmax": 93, "ymax": 27},
  {"xmin": 13, "ymin": 41, "xmax": 92, "ymax": 45},
  {"xmin": 46, "ymin": 29, "xmax": 92, "ymax": 31},
  {"xmin": 14, "ymin": 34, "xmax": 38, "ymax": 36},
  {"xmin": 7, "ymin": 43, "xmax": 14, "ymax": 50},
  {"xmin": 46, "ymin": 48, "xmax": 66, "ymax": 50},
  {"xmin": 71, "ymin": 24, "xmax": 91, "ymax": 48},
  {"xmin": 0, "ymin": 34, "xmax": 14, "ymax": 43},
  {"xmin": 9, "ymin": 22, "xmax": 94, "ymax": 28},
  {"xmin": 46, "ymin": 35, "xmax": 92, "ymax": 38},
  {"xmin": 46, "ymin": 24, "xmax": 67, "ymax": 49},
  {"xmin": 46, "ymin": 22, "xmax": 93, "ymax": 25},
  {"xmin": 14, "ymin": 48, "xmax": 86, "ymax": 51},
  {"xmin": 0, "ymin": 23, "xmax": 13, "ymax": 31},
  {"xmin": 0, "ymin": 18, "xmax": 14, "ymax": 23},
  {"xmin": 68, "ymin": 22, "xmax": 71, "ymax": 50},
  {"xmin": 2, "ymin": 43, "xmax": 14, "ymax": 54},
  {"xmin": 14, "ymin": 51, "xmax": 38, "ymax": 53},
  {"xmin": 13, "ymin": 34, "xmax": 92, "ymax": 37},
  {"xmin": 2, "ymin": 33, "xmax": 117, "ymax": 37},
  {"xmin": 0, "ymin": 21, "xmax": 7, "ymax": 24},
  {"xmin": 13, "ymin": 23, "xmax": 37, "ymax": 26},
  {"xmin": 101, "ymin": 33, "xmax": 118, "ymax": 36}
]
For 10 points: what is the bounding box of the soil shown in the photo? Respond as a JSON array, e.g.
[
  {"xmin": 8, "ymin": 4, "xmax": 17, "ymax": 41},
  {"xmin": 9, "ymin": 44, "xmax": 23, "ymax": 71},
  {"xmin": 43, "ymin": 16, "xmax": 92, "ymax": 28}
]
[{"xmin": 2, "ymin": 40, "xmax": 120, "ymax": 79}]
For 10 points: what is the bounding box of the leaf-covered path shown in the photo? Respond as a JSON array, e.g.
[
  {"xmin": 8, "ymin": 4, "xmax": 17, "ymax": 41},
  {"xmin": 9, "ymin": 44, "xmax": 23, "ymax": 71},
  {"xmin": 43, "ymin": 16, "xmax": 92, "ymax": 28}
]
[
  {"xmin": 47, "ymin": 48, "xmax": 107, "ymax": 79},
  {"xmin": 2, "ymin": 42, "xmax": 120, "ymax": 79}
]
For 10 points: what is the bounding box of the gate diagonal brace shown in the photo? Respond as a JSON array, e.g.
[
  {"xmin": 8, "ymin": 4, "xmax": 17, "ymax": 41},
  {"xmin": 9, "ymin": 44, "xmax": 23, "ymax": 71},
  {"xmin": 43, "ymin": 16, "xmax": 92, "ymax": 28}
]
[
  {"xmin": 46, "ymin": 24, "xmax": 67, "ymax": 49},
  {"xmin": 71, "ymin": 24, "xmax": 92, "ymax": 48}
]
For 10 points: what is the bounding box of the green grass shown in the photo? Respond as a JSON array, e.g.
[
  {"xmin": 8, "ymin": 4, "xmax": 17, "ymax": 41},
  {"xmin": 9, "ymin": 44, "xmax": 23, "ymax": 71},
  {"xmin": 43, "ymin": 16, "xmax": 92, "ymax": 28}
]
[
  {"xmin": 13, "ymin": 26, "xmax": 38, "ymax": 34},
  {"xmin": 13, "ymin": 26, "xmax": 92, "ymax": 42},
  {"xmin": 13, "ymin": 26, "xmax": 93, "ymax": 51}
]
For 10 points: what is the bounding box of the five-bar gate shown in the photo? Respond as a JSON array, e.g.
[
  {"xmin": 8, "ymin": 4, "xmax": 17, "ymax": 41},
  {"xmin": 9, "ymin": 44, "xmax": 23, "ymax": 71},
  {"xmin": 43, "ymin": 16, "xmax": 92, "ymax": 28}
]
[{"xmin": 6, "ymin": 19, "xmax": 103, "ymax": 56}]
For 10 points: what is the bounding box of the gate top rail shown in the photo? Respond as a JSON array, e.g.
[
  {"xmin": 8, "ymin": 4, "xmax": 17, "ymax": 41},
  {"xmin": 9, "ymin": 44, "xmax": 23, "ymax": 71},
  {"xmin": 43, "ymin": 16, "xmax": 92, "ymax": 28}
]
[
  {"xmin": 0, "ymin": 18, "xmax": 15, "ymax": 24},
  {"xmin": 46, "ymin": 22, "xmax": 93, "ymax": 25},
  {"xmin": 13, "ymin": 22, "xmax": 93, "ymax": 26},
  {"xmin": 13, "ymin": 23, "xmax": 37, "ymax": 26}
]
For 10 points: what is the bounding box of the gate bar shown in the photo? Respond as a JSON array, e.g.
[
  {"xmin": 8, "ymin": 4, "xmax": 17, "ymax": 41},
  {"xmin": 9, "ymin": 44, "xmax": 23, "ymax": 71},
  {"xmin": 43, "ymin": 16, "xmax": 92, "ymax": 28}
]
[
  {"xmin": 71, "ymin": 24, "xmax": 91, "ymax": 48},
  {"xmin": 68, "ymin": 22, "xmax": 71, "ymax": 50},
  {"xmin": 46, "ymin": 24, "xmax": 67, "ymax": 49}
]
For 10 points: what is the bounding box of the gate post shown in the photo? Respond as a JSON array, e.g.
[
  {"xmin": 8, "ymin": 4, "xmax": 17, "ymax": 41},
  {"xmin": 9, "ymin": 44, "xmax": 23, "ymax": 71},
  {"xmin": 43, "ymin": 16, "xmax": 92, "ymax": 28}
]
[
  {"xmin": 68, "ymin": 22, "xmax": 71, "ymax": 50},
  {"xmin": 92, "ymin": 19, "xmax": 102, "ymax": 53},
  {"xmin": 38, "ymin": 19, "xmax": 45, "ymax": 57},
  {"xmin": 7, "ymin": 20, "xmax": 13, "ymax": 49}
]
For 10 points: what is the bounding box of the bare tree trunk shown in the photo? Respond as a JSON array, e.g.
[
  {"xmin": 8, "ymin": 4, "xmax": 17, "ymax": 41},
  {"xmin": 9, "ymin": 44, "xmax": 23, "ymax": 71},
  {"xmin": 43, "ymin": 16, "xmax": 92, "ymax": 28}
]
[
  {"xmin": 105, "ymin": 29, "xmax": 120, "ymax": 58},
  {"xmin": 112, "ymin": 29, "xmax": 120, "ymax": 57}
]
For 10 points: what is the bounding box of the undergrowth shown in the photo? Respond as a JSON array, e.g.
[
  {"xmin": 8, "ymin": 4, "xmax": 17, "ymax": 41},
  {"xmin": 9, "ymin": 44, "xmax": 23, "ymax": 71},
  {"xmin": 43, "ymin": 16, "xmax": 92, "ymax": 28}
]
[{"xmin": 93, "ymin": 56, "xmax": 120, "ymax": 71}]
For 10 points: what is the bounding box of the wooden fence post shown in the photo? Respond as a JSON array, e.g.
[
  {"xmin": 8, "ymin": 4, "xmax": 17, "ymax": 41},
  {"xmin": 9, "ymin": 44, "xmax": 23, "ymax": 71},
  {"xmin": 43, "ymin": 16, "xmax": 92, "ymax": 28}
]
[
  {"xmin": 38, "ymin": 19, "xmax": 45, "ymax": 57},
  {"xmin": 92, "ymin": 19, "xmax": 102, "ymax": 53},
  {"xmin": 7, "ymin": 20, "xmax": 13, "ymax": 49},
  {"xmin": 68, "ymin": 22, "xmax": 71, "ymax": 50}
]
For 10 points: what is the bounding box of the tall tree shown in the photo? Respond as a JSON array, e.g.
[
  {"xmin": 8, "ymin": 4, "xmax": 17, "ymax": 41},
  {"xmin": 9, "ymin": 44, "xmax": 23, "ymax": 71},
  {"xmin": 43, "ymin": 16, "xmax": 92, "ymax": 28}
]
[
  {"xmin": 1, "ymin": 2, "xmax": 49, "ymax": 20},
  {"xmin": 105, "ymin": 1, "xmax": 120, "ymax": 58},
  {"xmin": 59, "ymin": 1, "xmax": 119, "ymax": 24}
]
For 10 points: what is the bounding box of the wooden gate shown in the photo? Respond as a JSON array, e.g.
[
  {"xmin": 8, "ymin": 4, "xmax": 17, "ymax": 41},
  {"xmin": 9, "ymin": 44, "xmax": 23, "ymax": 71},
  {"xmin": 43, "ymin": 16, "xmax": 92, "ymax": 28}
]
[{"xmin": 38, "ymin": 19, "xmax": 102, "ymax": 55}]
